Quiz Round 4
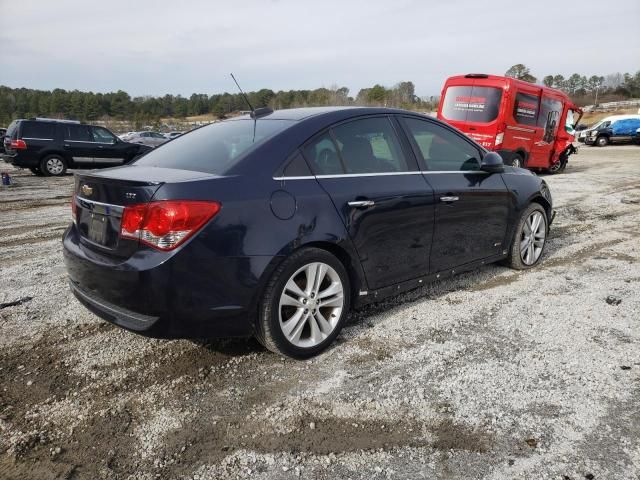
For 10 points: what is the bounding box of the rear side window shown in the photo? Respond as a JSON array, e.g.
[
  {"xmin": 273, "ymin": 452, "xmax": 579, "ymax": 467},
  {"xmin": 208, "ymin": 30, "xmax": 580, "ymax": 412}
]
[
  {"xmin": 134, "ymin": 119, "xmax": 293, "ymax": 174},
  {"xmin": 441, "ymin": 85, "xmax": 503, "ymax": 123},
  {"xmin": 513, "ymin": 92, "xmax": 539, "ymax": 126},
  {"xmin": 282, "ymin": 152, "xmax": 311, "ymax": 177},
  {"xmin": 304, "ymin": 133, "xmax": 343, "ymax": 175},
  {"xmin": 63, "ymin": 125, "xmax": 92, "ymax": 142},
  {"xmin": 20, "ymin": 122, "xmax": 56, "ymax": 139},
  {"xmin": 403, "ymin": 117, "xmax": 482, "ymax": 171}
]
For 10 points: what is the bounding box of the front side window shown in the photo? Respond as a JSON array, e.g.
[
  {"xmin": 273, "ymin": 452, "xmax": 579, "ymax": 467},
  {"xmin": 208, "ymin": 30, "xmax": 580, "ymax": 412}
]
[
  {"xmin": 63, "ymin": 125, "xmax": 92, "ymax": 142},
  {"xmin": 403, "ymin": 117, "xmax": 482, "ymax": 171},
  {"xmin": 134, "ymin": 119, "xmax": 293, "ymax": 174},
  {"xmin": 331, "ymin": 117, "xmax": 409, "ymax": 174},
  {"xmin": 21, "ymin": 122, "xmax": 56, "ymax": 139},
  {"xmin": 513, "ymin": 92, "xmax": 539, "ymax": 126},
  {"xmin": 92, "ymin": 127, "xmax": 117, "ymax": 143},
  {"xmin": 441, "ymin": 85, "xmax": 503, "ymax": 123},
  {"xmin": 538, "ymin": 97, "xmax": 563, "ymax": 142}
]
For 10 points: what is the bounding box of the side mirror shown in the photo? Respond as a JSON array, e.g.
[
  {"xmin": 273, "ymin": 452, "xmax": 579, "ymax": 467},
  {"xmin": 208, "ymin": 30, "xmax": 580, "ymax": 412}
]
[{"xmin": 480, "ymin": 152, "xmax": 504, "ymax": 173}]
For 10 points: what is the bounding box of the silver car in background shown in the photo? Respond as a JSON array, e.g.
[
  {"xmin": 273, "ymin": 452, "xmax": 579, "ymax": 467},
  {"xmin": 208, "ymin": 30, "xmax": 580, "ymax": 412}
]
[{"xmin": 127, "ymin": 131, "xmax": 168, "ymax": 147}]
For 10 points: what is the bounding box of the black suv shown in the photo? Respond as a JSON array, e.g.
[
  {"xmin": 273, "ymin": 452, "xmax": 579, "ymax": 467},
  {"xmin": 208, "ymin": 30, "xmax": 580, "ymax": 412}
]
[{"xmin": 1, "ymin": 118, "xmax": 152, "ymax": 176}]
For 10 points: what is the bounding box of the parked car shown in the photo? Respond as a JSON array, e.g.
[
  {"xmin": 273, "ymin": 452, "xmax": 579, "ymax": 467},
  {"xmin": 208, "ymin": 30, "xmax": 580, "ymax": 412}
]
[
  {"xmin": 64, "ymin": 107, "xmax": 554, "ymax": 358},
  {"xmin": 2, "ymin": 118, "xmax": 152, "ymax": 176},
  {"xmin": 127, "ymin": 131, "xmax": 168, "ymax": 147},
  {"xmin": 118, "ymin": 131, "xmax": 138, "ymax": 141},
  {"xmin": 438, "ymin": 74, "xmax": 582, "ymax": 173},
  {"xmin": 0, "ymin": 128, "xmax": 6, "ymax": 154},
  {"xmin": 164, "ymin": 131, "xmax": 183, "ymax": 140},
  {"xmin": 583, "ymin": 115, "xmax": 640, "ymax": 146}
]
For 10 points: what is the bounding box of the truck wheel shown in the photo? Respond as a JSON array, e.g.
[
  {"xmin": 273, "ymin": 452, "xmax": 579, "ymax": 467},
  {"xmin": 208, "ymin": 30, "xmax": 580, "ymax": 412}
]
[
  {"xmin": 256, "ymin": 247, "xmax": 351, "ymax": 358},
  {"xmin": 511, "ymin": 154, "xmax": 524, "ymax": 168},
  {"xmin": 40, "ymin": 155, "xmax": 67, "ymax": 176},
  {"xmin": 596, "ymin": 136, "xmax": 608, "ymax": 147}
]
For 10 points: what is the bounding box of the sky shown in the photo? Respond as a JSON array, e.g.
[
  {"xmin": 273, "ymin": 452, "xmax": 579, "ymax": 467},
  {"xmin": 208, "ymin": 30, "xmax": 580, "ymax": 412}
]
[{"xmin": 1, "ymin": 0, "xmax": 639, "ymax": 98}]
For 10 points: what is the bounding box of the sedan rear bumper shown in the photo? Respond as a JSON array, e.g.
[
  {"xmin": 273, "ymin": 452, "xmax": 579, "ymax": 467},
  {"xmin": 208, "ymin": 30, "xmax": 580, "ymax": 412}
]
[{"xmin": 63, "ymin": 224, "xmax": 280, "ymax": 339}]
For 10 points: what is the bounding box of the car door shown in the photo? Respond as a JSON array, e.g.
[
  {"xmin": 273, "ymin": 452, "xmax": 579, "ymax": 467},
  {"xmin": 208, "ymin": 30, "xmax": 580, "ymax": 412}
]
[
  {"xmin": 303, "ymin": 115, "xmax": 435, "ymax": 291},
  {"xmin": 530, "ymin": 95, "xmax": 563, "ymax": 165},
  {"xmin": 400, "ymin": 116, "xmax": 512, "ymax": 272},
  {"xmin": 61, "ymin": 124, "xmax": 95, "ymax": 165},
  {"xmin": 90, "ymin": 126, "xmax": 127, "ymax": 165}
]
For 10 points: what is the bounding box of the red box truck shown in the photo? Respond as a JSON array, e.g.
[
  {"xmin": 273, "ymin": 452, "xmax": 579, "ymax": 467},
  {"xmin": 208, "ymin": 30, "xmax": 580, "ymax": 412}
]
[{"xmin": 437, "ymin": 74, "xmax": 582, "ymax": 173}]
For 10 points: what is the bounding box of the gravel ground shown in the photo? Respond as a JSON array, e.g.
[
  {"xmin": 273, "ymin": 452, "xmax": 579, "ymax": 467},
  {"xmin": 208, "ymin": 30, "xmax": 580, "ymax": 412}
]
[{"xmin": 0, "ymin": 145, "xmax": 639, "ymax": 480}]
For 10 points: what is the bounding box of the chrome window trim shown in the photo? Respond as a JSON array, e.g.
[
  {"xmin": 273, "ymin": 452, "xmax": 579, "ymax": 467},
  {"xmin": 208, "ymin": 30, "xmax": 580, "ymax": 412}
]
[
  {"xmin": 273, "ymin": 170, "xmax": 489, "ymax": 180},
  {"xmin": 21, "ymin": 137, "xmax": 54, "ymax": 141}
]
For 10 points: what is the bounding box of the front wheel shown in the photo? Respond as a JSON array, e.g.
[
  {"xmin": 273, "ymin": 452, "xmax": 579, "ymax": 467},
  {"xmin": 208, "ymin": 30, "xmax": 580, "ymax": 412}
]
[
  {"xmin": 511, "ymin": 154, "xmax": 524, "ymax": 168},
  {"xmin": 256, "ymin": 248, "xmax": 351, "ymax": 358},
  {"xmin": 596, "ymin": 136, "xmax": 609, "ymax": 147},
  {"xmin": 504, "ymin": 203, "xmax": 548, "ymax": 270},
  {"xmin": 40, "ymin": 155, "xmax": 67, "ymax": 176}
]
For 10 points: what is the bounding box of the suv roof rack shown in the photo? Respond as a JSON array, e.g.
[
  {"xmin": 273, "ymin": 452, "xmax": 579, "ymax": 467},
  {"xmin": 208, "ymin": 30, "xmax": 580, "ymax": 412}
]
[
  {"xmin": 464, "ymin": 73, "xmax": 489, "ymax": 78},
  {"xmin": 29, "ymin": 117, "xmax": 81, "ymax": 124}
]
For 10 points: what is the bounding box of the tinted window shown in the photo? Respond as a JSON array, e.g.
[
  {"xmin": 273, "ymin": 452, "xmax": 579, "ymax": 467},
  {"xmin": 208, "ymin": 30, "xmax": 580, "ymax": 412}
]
[
  {"xmin": 403, "ymin": 118, "xmax": 482, "ymax": 171},
  {"xmin": 92, "ymin": 126, "xmax": 116, "ymax": 143},
  {"xmin": 21, "ymin": 122, "xmax": 56, "ymax": 139},
  {"xmin": 441, "ymin": 86, "xmax": 503, "ymax": 123},
  {"xmin": 304, "ymin": 133, "xmax": 343, "ymax": 175},
  {"xmin": 331, "ymin": 117, "xmax": 409, "ymax": 173},
  {"xmin": 537, "ymin": 97, "xmax": 563, "ymax": 142},
  {"xmin": 513, "ymin": 92, "xmax": 539, "ymax": 126},
  {"xmin": 134, "ymin": 119, "xmax": 292, "ymax": 174},
  {"xmin": 63, "ymin": 125, "xmax": 92, "ymax": 142},
  {"xmin": 282, "ymin": 152, "xmax": 311, "ymax": 177}
]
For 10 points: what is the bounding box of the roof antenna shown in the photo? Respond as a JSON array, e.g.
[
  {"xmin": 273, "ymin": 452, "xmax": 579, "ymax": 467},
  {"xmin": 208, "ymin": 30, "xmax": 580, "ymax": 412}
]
[
  {"xmin": 230, "ymin": 73, "xmax": 273, "ymax": 119},
  {"xmin": 230, "ymin": 73, "xmax": 254, "ymax": 113}
]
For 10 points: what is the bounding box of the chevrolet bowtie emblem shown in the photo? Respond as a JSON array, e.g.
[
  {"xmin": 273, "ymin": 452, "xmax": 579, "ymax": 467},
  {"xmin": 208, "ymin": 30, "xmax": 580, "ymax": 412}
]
[{"xmin": 81, "ymin": 184, "xmax": 93, "ymax": 196}]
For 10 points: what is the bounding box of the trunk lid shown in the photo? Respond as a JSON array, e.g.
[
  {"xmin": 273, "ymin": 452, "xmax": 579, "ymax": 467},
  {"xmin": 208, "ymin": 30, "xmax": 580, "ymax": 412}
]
[{"xmin": 74, "ymin": 166, "xmax": 218, "ymax": 257}]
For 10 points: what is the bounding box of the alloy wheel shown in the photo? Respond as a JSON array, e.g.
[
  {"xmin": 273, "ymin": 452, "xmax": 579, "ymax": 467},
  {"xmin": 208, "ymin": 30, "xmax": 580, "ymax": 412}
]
[
  {"xmin": 46, "ymin": 157, "xmax": 65, "ymax": 175},
  {"xmin": 520, "ymin": 211, "xmax": 546, "ymax": 265},
  {"xmin": 278, "ymin": 262, "xmax": 344, "ymax": 348}
]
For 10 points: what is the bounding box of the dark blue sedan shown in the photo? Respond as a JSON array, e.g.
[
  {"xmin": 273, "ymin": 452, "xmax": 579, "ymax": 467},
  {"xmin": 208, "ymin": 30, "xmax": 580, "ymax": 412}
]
[{"xmin": 63, "ymin": 107, "xmax": 553, "ymax": 358}]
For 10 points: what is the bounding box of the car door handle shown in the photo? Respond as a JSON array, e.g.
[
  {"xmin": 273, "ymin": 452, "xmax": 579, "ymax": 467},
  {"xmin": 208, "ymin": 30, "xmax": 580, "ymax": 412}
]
[
  {"xmin": 348, "ymin": 200, "xmax": 375, "ymax": 208},
  {"xmin": 440, "ymin": 196, "xmax": 459, "ymax": 203}
]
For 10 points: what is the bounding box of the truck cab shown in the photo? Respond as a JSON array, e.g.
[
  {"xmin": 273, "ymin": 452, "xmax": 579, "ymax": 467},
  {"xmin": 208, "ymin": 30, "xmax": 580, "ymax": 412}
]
[{"xmin": 437, "ymin": 74, "xmax": 582, "ymax": 173}]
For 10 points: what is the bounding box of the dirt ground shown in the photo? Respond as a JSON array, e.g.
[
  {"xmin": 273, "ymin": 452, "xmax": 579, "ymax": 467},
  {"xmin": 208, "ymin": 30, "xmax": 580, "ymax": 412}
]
[{"xmin": 0, "ymin": 145, "xmax": 639, "ymax": 480}]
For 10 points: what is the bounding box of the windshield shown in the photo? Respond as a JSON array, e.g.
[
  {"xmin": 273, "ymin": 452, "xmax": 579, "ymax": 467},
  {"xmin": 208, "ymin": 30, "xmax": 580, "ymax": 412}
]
[
  {"xmin": 133, "ymin": 118, "xmax": 293, "ymax": 174},
  {"xmin": 441, "ymin": 85, "xmax": 503, "ymax": 123}
]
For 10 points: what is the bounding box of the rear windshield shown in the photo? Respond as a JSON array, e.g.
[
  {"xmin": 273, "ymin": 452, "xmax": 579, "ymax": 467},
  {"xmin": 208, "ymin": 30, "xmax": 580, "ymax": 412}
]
[
  {"xmin": 441, "ymin": 85, "xmax": 503, "ymax": 123},
  {"xmin": 134, "ymin": 118, "xmax": 293, "ymax": 174}
]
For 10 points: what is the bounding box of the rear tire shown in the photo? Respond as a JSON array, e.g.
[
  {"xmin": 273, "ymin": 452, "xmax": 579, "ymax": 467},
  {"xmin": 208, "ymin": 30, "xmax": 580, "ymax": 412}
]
[
  {"xmin": 256, "ymin": 247, "xmax": 351, "ymax": 358},
  {"xmin": 596, "ymin": 136, "xmax": 608, "ymax": 147},
  {"xmin": 40, "ymin": 155, "xmax": 67, "ymax": 176},
  {"xmin": 504, "ymin": 203, "xmax": 548, "ymax": 270}
]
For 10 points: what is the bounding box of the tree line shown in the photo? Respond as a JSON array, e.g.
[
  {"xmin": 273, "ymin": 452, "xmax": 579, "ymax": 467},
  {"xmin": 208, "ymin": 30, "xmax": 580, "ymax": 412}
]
[
  {"xmin": 0, "ymin": 81, "xmax": 438, "ymax": 127},
  {"xmin": 505, "ymin": 64, "xmax": 640, "ymax": 104}
]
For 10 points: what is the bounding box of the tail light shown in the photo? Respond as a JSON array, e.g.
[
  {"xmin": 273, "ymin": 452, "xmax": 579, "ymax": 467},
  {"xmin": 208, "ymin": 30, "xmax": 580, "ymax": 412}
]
[
  {"xmin": 10, "ymin": 139, "xmax": 27, "ymax": 150},
  {"xmin": 120, "ymin": 200, "xmax": 221, "ymax": 251},
  {"xmin": 71, "ymin": 193, "xmax": 77, "ymax": 223},
  {"xmin": 495, "ymin": 122, "xmax": 507, "ymax": 148}
]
